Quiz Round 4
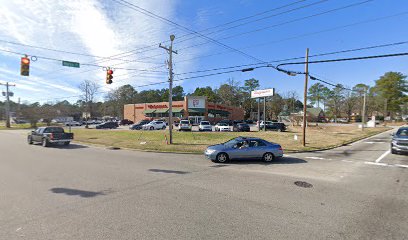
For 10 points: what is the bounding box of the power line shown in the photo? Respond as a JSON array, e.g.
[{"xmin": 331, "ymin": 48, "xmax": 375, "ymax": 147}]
[{"xmin": 0, "ymin": 48, "xmax": 168, "ymax": 73}]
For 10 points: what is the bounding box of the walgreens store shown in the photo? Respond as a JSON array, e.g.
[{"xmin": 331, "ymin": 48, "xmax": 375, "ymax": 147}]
[{"xmin": 123, "ymin": 96, "xmax": 244, "ymax": 124}]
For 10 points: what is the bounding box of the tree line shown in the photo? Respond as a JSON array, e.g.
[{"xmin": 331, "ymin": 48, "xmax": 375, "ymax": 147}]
[{"xmin": 1, "ymin": 71, "xmax": 406, "ymax": 127}]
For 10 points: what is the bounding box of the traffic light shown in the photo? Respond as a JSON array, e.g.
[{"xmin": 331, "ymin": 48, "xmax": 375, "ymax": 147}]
[
  {"xmin": 106, "ymin": 69, "xmax": 113, "ymax": 84},
  {"xmin": 20, "ymin": 56, "xmax": 30, "ymax": 76}
]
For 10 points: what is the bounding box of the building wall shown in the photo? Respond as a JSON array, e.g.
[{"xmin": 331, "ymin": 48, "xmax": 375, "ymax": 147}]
[{"xmin": 124, "ymin": 97, "xmax": 245, "ymax": 123}]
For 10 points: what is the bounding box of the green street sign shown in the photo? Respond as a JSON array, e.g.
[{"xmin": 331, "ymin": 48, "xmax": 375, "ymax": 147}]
[{"xmin": 62, "ymin": 61, "xmax": 80, "ymax": 68}]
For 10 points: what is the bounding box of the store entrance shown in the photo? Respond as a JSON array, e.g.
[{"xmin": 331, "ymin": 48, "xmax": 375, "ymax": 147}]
[{"xmin": 188, "ymin": 116, "xmax": 204, "ymax": 125}]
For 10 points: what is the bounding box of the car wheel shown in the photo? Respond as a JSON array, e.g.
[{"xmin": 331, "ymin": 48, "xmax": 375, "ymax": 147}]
[
  {"xmin": 150, "ymin": 126, "xmax": 154, "ymax": 130},
  {"xmin": 263, "ymin": 152, "xmax": 275, "ymax": 162},
  {"xmin": 277, "ymin": 129, "xmax": 282, "ymax": 132},
  {"xmin": 64, "ymin": 142, "xmax": 70, "ymax": 146},
  {"xmin": 162, "ymin": 126, "xmax": 166, "ymax": 130},
  {"xmin": 216, "ymin": 153, "xmax": 229, "ymax": 163},
  {"xmin": 42, "ymin": 138, "xmax": 49, "ymax": 147},
  {"xmin": 27, "ymin": 136, "xmax": 33, "ymax": 145},
  {"xmin": 391, "ymin": 149, "xmax": 397, "ymax": 154}
]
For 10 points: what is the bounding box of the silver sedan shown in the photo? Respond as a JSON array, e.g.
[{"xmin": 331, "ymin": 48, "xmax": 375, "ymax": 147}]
[{"xmin": 204, "ymin": 137, "xmax": 283, "ymax": 163}]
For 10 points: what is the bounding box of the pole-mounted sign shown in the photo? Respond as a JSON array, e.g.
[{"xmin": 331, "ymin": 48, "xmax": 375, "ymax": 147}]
[{"xmin": 251, "ymin": 88, "xmax": 275, "ymax": 98}]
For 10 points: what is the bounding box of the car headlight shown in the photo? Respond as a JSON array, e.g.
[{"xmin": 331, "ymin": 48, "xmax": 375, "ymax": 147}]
[{"xmin": 206, "ymin": 149, "xmax": 217, "ymax": 154}]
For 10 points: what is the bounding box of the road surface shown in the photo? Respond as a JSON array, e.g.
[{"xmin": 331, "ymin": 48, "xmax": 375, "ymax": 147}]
[{"xmin": 0, "ymin": 129, "xmax": 407, "ymax": 239}]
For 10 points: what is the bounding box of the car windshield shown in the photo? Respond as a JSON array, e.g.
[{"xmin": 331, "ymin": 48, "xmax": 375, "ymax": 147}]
[
  {"xmin": 200, "ymin": 122, "xmax": 210, "ymax": 125},
  {"xmin": 218, "ymin": 123, "xmax": 228, "ymax": 126},
  {"xmin": 396, "ymin": 129, "xmax": 408, "ymax": 136},
  {"xmin": 239, "ymin": 124, "xmax": 249, "ymax": 127},
  {"xmin": 180, "ymin": 120, "xmax": 189, "ymax": 124}
]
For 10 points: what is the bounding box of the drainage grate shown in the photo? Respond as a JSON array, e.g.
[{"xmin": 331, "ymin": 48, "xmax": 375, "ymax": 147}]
[{"xmin": 294, "ymin": 181, "xmax": 313, "ymax": 188}]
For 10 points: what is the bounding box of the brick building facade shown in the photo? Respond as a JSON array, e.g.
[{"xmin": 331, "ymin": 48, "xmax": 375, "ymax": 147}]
[{"xmin": 124, "ymin": 96, "xmax": 244, "ymax": 124}]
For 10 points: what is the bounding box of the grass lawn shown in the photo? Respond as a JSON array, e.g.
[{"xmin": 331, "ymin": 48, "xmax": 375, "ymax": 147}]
[
  {"xmin": 0, "ymin": 122, "xmax": 51, "ymax": 130},
  {"xmin": 70, "ymin": 125, "xmax": 390, "ymax": 153}
]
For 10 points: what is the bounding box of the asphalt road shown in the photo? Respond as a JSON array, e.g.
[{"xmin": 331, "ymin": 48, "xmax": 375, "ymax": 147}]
[{"xmin": 0, "ymin": 129, "xmax": 407, "ymax": 239}]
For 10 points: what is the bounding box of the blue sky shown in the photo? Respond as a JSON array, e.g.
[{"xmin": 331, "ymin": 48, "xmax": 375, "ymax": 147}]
[{"xmin": 0, "ymin": 0, "xmax": 407, "ymax": 104}]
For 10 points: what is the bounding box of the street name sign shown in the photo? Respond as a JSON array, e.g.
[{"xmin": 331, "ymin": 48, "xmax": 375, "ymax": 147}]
[{"xmin": 62, "ymin": 61, "xmax": 80, "ymax": 68}]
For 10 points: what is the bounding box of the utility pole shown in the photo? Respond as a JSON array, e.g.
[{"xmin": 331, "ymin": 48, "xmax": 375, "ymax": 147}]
[
  {"xmin": 302, "ymin": 48, "xmax": 309, "ymax": 147},
  {"xmin": 0, "ymin": 82, "xmax": 16, "ymax": 128},
  {"xmin": 361, "ymin": 87, "xmax": 367, "ymax": 131},
  {"xmin": 160, "ymin": 35, "xmax": 177, "ymax": 144}
]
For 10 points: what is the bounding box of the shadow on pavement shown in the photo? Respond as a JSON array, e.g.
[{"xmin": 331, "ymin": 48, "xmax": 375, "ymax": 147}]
[
  {"xmin": 149, "ymin": 169, "xmax": 190, "ymax": 174},
  {"xmin": 230, "ymin": 157, "xmax": 307, "ymax": 165},
  {"xmin": 48, "ymin": 144, "xmax": 89, "ymax": 149},
  {"xmin": 50, "ymin": 188, "xmax": 105, "ymax": 198}
]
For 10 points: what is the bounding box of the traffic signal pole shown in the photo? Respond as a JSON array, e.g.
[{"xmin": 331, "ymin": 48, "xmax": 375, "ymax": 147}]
[
  {"xmin": 0, "ymin": 82, "xmax": 16, "ymax": 128},
  {"xmin": 160, "ymin": 35, "xmax": 177, "ymax": 144}
]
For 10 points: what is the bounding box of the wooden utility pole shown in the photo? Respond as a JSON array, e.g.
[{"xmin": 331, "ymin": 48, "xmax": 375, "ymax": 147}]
[
  {"xmin": 302, "ymin": 48, "xmax": 309, "ymax": 147},
  {"xmin": 160, "ymin": 35, "xmax": 177, "ymax": 144}
]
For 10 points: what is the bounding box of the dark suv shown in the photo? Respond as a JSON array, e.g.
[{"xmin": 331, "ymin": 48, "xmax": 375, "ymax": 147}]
[
  {"xmin": 233, "ymin": 123, "xmax": 250, "ymax": 132},
  {"xmin": 96, "ymin": 122, "xmax": 119, "ymax": 129},
  {"xmin": 391, "ymin": 127, "xmax": 408, "ymax": 154},
  {"xmin": 265, "ymin": 122, "xmax": 286, "ymax": 132},
  {"xmin": 130, "ymin": 120, "xmax": 150, "ymax": 130}
]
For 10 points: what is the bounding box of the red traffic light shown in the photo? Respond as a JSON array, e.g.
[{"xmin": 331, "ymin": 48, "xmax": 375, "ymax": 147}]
[
  {"xmin": 107, "ymin": 69, "xmax": 113, "ymax": 75},
  {"xmin": 21, "ymin": 57, "xmax": 30, "ymax": 64}
]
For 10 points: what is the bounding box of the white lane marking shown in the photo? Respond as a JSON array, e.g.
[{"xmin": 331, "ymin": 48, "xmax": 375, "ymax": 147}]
[
  {"xmin": 364, "ymin": 162, "xmax": 408, "ymax": 169},
  {"xmin": 305, "ymin": 156, "xmax": 326, "ymax": 160},
  {"xmin": 394, "ymin": 164, "xmax": 408, "ymax": 168},
  {"xmin": 375, "ymin": 150, "xmax": 390, "ymax": 163},
  {"xmin": 283, "ymin": 154, "xmax": 292, "ymax": 157},
  {"xmin": 341, "ymin": 160, "xmax": 354, "ymax": 163},
  {"xmin": 365, "ymin": 162, "xmax": 388, "ymax": 166},
  {"xmin": 364, "ymin": 141, "xmax": 386, "ymax": 144}
]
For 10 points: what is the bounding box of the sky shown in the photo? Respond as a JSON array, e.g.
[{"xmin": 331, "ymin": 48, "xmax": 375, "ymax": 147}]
[{"xmin": 0, "ymin": 0, "xmax": 407, "ymax": 104}]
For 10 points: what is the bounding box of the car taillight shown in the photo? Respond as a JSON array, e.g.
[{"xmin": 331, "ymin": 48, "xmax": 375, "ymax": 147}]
[
  {"xmin": 278, "ymin": 146, "xmax": 283, "ymax": 151},
  {"xmin": 50, "ymin": 133, "xmax": 54, "ymax": 140}
]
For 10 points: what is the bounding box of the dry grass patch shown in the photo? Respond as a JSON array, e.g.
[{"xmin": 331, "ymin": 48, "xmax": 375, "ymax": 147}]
[{"xmin": 70, "ymin": 125, "xmax": 390, "ymax": 154}]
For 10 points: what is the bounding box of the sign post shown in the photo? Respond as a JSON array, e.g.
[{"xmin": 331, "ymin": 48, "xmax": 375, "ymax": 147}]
[{"xmin": 251, "ymin": 89, "xmax": 274, "ymax": 131}]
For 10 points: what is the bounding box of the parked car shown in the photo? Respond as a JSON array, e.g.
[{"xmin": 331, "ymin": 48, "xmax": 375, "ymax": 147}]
[
  {"xmin": 27, "ymin": 126, "xmax": 73, "ymax": 147},
  {"xmin": 129, "ymin": 120, "xmax": 150, "ymax": 130},
  {"xmin": 244, "ymin": 119, "xmax": 254, "ymax": 124},
  {"xmin": 259, "ymin": 121, "xmax": 286, "ymax": 132},
  {"xmin": 96, "ymin": 122, "xmax": 119, "ymax": 129},
  {"xmin": 233, "ymin": 120, "xmax": 244, "ymax": 125},
  {"xmin": 199, "ymin": 121, "xmax": 212, "ymax": 131},
  {"xmin": 214, "ymin": 122, "xmax": 231, "ymax": 132},
  {"xmin": 143, "ymin": 120, "xmax": 166, "ymax": 130},
  {"xmin": 65, "ymin": 121, "xmax": 81, "ymax": 126},
  {"xmin": 391, "ymin": 127, "xmax": 408, "ymax": 154},
  {"xmin": 204, "ymin": 137, "xmax": 283, "ymax": 163},
  {"xmin": 217, "ymin": 119, "xmax": 233, "ymax": 126},
  {"xmin": 178, "ymin": 120, "xmax": 192, "ymax": 131},
  {"xmin": 233, "ymin": 123, "xmax": 250, "ymax": 132},
  {"xmin": 120, "ymin": 119, "xmax": 134, "ymax": 125}
]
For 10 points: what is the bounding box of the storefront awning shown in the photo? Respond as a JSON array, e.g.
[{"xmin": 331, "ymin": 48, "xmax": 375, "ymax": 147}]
[
  {"xmin": 155, "ymin": 108, "xmax": 169, "ymax": 113},
  {"xmin": 172, "ymin": 108, "xmax": 184, "ymax": 113},
  {"xmin": 188, "ymin": 108, "xmax": 206, "ymax": 113},
  {"xmin": 143, "ymin": 109, "xmax": 156, "ymax": 114}
]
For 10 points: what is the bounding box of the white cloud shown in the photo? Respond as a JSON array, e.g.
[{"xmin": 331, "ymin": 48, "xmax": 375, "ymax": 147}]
[{"xmin": 0, "ymin": 0, "xmax": 207, "ymax": 103}]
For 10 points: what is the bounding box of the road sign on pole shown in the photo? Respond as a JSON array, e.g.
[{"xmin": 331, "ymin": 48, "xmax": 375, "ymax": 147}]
[{"xmin": 62, "ymin": 61, "xmax": 80, "ymax": 68}]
